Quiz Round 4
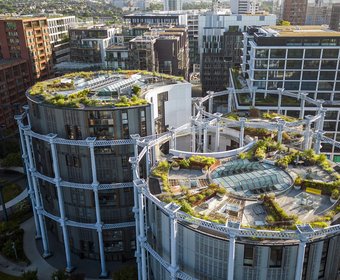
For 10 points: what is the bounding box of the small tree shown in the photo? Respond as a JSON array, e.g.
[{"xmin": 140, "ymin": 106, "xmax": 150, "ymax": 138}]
[{"xmin": 22, "ymin": 270, "xmax": 38, "ymax": 280}]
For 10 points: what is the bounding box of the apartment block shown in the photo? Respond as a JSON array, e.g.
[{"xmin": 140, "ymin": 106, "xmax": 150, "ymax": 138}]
[
  {"xmin": 0, "ymin": 59, "xmax": 31, "ymax": 129},
  {"xmin": 164, "ymin": 0, "xmax": 182, "ymax": 12},
  {"xmin": 123, "ymin": 12, "xmax": 187, "ymax": 26},
  {"xmin": 230, "ymin": 0, "xmax": 260, "ymax": 14},
  {"xmin": 0, "ymin": 17, "xmax": 53, "ymax": 81},
  {"xmin": 47, "ymin": 16, "xmax": 76, "ymax": 64},
  {"xmin": 198, "ymin": 12, "xmax": 276, "ymax": 94},
  {"xmin": 69, "ymin": 25, "xmax": 116, "ymax": 64},
  {"xmin": 282, "ymin": 0, "xmax": 308, "ymax": 25},
  {"xmin": 330, "ymin": 3, "xmax": 340, "ymax": 32},
  {"xmin": 240, "ymin": 25, "xmax": 340, "ymax": 160}
]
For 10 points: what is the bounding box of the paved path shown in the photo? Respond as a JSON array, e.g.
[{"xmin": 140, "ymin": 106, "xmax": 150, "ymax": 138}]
[
  {"xmin": 0, "ymin": 189, "xmax": 28, "ymax": 212},
  {"xmin": 21, "ymin": 218, "xmax": 57, "ymax": 279}
]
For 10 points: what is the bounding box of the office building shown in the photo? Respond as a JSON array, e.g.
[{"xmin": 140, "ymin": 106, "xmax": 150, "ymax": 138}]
[
  {"xmin": 47, "ymin": 16, "xmax": 76, "ymax": 64},
  {"xmin": 198, "ymin": 12, "xmax": 276, "ymax": 94},
  {"xmin": 0, "ymin": 17, "xmax": 53, "ymax": 81},
  {"xmin": 239, "ymin": 25, "xmax": 340, "ymax": 160},
  {"xmin": 330, "ymin": 3, "xmax": 340, "ymax": 31},
  {"xmin": 282, "ymin": 0, "xmax": 308, "ymax": 25}
]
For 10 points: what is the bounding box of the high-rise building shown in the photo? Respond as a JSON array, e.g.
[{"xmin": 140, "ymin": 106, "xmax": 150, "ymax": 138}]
[
  {"xmin": 330, "ymin": 3, "xmax": 340, "ymax": 31},
  {"xmin": 198, "ymin": 12, "xmax": 276, "ymax": 94},
  {"xmin": 129, "ymin": 36, "xmax": 158, "ymax": 72},
  {"xmin": 17, "ymin": 71, "xmax": 191, "ymax": 277},
  {"xmin": 187, "ymin": 10, "xmax": 201, "ymax": 73},
  {"xmin": 239, "ymin": 25, "xmax": 340, "ymax": 161},
  {"xmin": 164, "ymin": 0, "xmax": 182, "ymax": 11},
  {"xmin": 0, "ymin": 17, "xmax": 53, "ymax": 81},
  {"xmin": 282, "ymin": 0, "xmax": 308, "ymax": 25},
  {"xmin": 123, "ymin": 12, "xmax": 187, "ymax": 27},
  {"xmin": 230, "ymin": 0, "xmax": 260, "ymax": 14},
  {"xmin": 69, "ymin": 25, "xmax": 116, "ymax": 65},
  {"xmin": 47, "ymin": 16, "xmax": 77, "ymax": 64},
  {"xmin": 0, "ymin": 59, "xmax": 31, "ymax": 129},
  {"xmin": 117, "ymin": 26, "xmax": 189, "ymax": 79},
  {"xmin": 305, "ymin": 4, "xmax": 331, "ymax": 25}
]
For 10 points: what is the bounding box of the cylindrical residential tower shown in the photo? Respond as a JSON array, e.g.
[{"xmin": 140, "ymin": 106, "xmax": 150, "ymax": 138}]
[{"xmin": 16, "ymin": 70, "xmax": 192, "ymax": 277}]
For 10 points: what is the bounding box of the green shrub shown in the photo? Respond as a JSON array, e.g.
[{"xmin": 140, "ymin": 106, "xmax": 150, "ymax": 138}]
[
  {"xmin": 331, "ymin": 189, "xmax": 339, "ymax": 200},
  {"xmin": 1, "ymin": 153, "xmax": 22, "ymax": 167}
]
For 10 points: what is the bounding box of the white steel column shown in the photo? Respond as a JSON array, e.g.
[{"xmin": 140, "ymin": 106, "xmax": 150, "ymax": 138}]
[
  {"xmin": 227, "ymin": 89, "xmax": 233, "ymax": 113},
  {"xmin": 23, "ymin": 127, "xmax": 50, "ymax": 257},
  {"xmin": 228, "ymin": 235, "xmax": 236, "ymax": 280},
  {"xmin": 169, "ymin": 127, "xmax": 175, "ymax": 150},
  {"xmin": 130, "ymin": 157, "xmax": 142, "ymax": 280},
  {"xmin": 48, "ymin": 134, "xmax": 73, "ymax": 272},
  {"xmin": 208, "ymin": 91, "xmax": 214, "ymax": 113},
  {"xmin": 15, "ymin": 117, "xmax": 40, "ymax": 238},
  {"xmin": 203, "ymin": 124, "xmax": 208, "ymax": 153},
  {"xmin": 295, "ymin": 240, "xmax": 307, "ymax": 280},
  {"xmin": 318, "ymin": 108, "xmax": 326, "ymax": 131},
  {"xmin": 277, "ymin": 88, "xmax": 283, "ymax": 115},
  {"xmin": 135, "ymin": 180, "xmax": 147, "ymax": 280},
  {"xmin": 239, "ymin": 118, "xmax": 246, "ymax": 148},
  {"xmin": 165, "ymin": 203, "xmax": 181, "ymax": 280},
  {"xmin": 191, "ymin": 118, "xmax": 196, "ymax": 153},
  {"xmin": 215, "ymin": 121, "xmax": 220, "ymax": 152},
  {"xmin": 87, "ymin": 137, "xmax": 107, "ymax": 278},
  {"xmin": 299, "ymin": 93, "xmax": 307, "ymax": 119},
  {"xmin": 304, "ymin": 117, "xmax": 312, "ymax": 150},
  {"xmin": 277, "ymin": 120, "xmax": 285, "ymax": 144},
  {"xmin": 214, "ymin": 113, "xmax": 222, "ymax": 152},
  {"xmin": 314, "ymin": 130, "xmax": 324, "ymax": 154}
]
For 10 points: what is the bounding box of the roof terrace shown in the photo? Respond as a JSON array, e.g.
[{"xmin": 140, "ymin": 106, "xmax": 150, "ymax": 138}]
[
  {"xmin": 151, "ymin": 137, "xmax": 340, "ymax": 230},
  {"xmin": 27, "ymin": 70, "xmax": 185, "ymax": 108}
]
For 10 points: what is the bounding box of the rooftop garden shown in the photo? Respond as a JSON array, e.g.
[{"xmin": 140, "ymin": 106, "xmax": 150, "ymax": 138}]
[
  {"xmin": 28, "ymin": 70, "xmax": 185, "ymax": 109},
  {"xmin": 150, "ymin": 137, "xmax": 340, "ymax": 230}
]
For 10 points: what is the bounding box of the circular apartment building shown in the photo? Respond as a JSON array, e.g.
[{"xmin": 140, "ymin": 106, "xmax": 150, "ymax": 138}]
[
  {"xmin": 128, "ymin": 91, "xmax": 340, "ymax": 280},
  {"xmin": 16, "ymin": 70, "xmax": 191, "ymax": 277},
  {"xmin": 17, "ymin": 79, "xmax": 340, "ymax": 279}
]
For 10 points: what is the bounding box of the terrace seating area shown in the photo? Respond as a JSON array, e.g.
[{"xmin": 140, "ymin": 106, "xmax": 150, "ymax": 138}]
[{"xmin": 211, "ymin": 160, "xmax": 292, "ymax": 198}]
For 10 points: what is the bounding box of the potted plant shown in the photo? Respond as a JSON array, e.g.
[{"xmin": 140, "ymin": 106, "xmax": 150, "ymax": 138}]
[
  {"xmin": 294, "ymin": 176, "xmax": 302, "ymax": 190},
  {"xmin": 330, "ymin": 189, "xmax": 339, "ymax": 203},
  {"xmin": 202, "ymin": 165, "xmax": 209, "ymax": 174},
  {"xmin": 171, "ymin": 161, "xmax": 180, "ymax": 171},
  {"xmin": 257, "ymin": 194, "xmax": 265, "ymax": 204}
]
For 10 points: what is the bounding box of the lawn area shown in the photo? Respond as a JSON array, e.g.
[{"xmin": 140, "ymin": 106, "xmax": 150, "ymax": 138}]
[
  {"xmin": 0, "ymin": 271, "xmax": 21, "ymax": 280},
  {"xmin": 1, "ymin": 182, "xmax": 23, "ymax": 203}
]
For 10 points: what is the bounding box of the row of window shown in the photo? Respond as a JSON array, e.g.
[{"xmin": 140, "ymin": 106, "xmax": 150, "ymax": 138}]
[{"xmin": 255, "ymin": 48, "xmax": 339, "ymax": 59}]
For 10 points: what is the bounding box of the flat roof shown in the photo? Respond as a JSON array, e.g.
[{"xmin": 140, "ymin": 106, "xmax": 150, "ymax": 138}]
[
  {"xmin": 27, "ymin": 70, "xmax": 185, "ymax": 108},
  {"xmin": 262, "ymin": 25, "xmax": 340, "ymax": 37}
]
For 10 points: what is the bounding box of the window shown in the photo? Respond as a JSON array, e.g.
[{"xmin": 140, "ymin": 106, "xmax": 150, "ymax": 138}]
[
  {"xmin": 140, "ymin": 109, "xmax": 147, "ymax": 136},
  {"xmin": 270, "ymin": 49, "xmax": 286, "ymax": 58},
  {"xmin": 323, "ymin": 49, "xmax": 339, "ymax": 58},
  {"xmin": 287, "ymin": 49, "xmax": 303, "ymax": 58},
  {"xmin": 269, "ymin": 247, "xmax": 283, "ymax": 267},
  {"xmin": 121, "ymin": 111, "xmax": 129, "ymax": 139},
  {"xmin": 243, "ymin": 245, "xmax": 254, "ymax": 266},
  {"xmin": 65, "ymin": 154, "xmax": 81, "ymax": 168},
  {"xmin": 305, "ymin": 49, "xmax": 321, "ymax": 58}
]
